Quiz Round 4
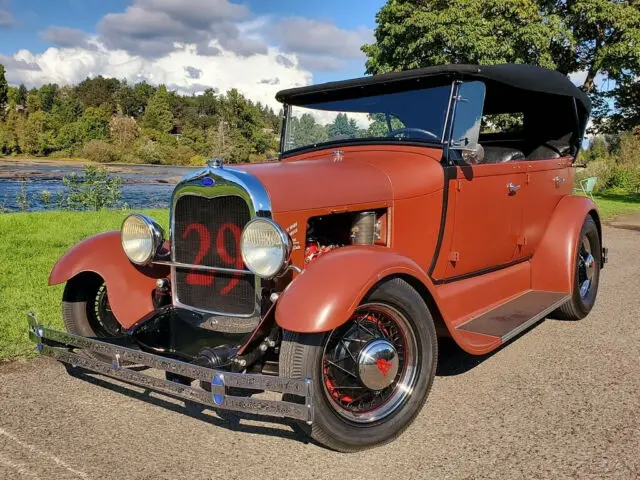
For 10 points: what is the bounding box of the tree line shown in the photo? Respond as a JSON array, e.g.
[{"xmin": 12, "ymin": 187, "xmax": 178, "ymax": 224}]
[{"xmin": 0, "ymin": 65, "xmax": 283, "ymax": 165}]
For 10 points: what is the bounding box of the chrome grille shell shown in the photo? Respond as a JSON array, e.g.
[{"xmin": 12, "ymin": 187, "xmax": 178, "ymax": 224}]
[{"xmin": 165, "ymin": 164, "xmax": 272, "ymax": 321}]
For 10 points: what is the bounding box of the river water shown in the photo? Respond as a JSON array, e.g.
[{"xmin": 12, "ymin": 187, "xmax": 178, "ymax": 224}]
[{"xmin": 0, "ymin": 161, "xmax": 196, "ymax": 212}]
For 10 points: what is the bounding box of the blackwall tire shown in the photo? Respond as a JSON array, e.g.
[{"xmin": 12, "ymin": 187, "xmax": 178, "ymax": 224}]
[
  {"xmin": 552, "ymin": 215, "xmax": 601, "ymax": 321},
  {"xmin": 61, "ymin": 273, "xmax": 123, "ymax": 362},
  {"xmin": 279, "ymin": 278, "xmax": 438, "ymax": 452}
]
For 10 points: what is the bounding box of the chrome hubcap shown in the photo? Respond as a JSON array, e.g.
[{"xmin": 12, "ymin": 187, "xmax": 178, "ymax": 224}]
[
  {"xmin": 357, "ymin": 339, "xmax": 399, "ymax": 390},
  {"xmin": 578, "ymin": 237, "xmax": 595, "ymax": 298}
]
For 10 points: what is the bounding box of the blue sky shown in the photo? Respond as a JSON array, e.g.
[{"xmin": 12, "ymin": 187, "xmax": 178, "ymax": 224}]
[{"xmin": 0, "ymin": 0, "xmax": 386, "ymax": 106}]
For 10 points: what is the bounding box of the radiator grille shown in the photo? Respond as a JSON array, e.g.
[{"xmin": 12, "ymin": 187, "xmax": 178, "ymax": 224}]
[{"xmin": 173, "ymin": 195, "xmax": 254, "ymax": 315}]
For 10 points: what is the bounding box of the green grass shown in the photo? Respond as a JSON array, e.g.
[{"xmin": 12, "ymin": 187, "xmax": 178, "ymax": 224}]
[
  {"xmin": 593, "ymin": 193, "xmax": 640, "ymax": 221},
  {"xmin": 1, "ymin": 193, "xmax": 639, "ymax": 362},
  {"xmin": 0, "ymin": 209, "xmax": 168, "ymax": 362}
]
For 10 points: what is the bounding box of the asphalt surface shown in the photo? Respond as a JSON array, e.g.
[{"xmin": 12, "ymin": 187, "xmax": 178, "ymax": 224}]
[{"xmin": 1, "ymin": 226, "xmax": 638, "ymax": 480}]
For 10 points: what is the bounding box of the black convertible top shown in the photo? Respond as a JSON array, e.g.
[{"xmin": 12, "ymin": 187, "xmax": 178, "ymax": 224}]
[{"xmin": 276, "ymin": 64, "xmax": 591, "ymax": 114}]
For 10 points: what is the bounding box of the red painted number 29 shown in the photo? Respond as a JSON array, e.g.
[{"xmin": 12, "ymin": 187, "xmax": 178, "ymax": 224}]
[{"xmin": 182, "ymin": 222, "xmax": 243, "ymax": 295}]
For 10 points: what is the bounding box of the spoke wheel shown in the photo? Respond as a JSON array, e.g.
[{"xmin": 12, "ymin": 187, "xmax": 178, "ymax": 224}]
[
  {"xmin": 321, "ymin": 303, "xmax": 418, "ymax": 423},
  {"xmin": 553, "ymin": 215, "xmax": 601, "ymax": 321},
  {"xmin": 280, "ymin": 278, "xmax": 437, "ymax": 452}
]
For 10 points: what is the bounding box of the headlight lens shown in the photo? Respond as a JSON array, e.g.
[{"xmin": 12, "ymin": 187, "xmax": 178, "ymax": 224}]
[
  {"xmin": 121, "ymin": 214, "xmax": 164, "ymax": 265},
  {"xmin": 241, "ymin": 219, "xmax": 291, "ymax": 278}
]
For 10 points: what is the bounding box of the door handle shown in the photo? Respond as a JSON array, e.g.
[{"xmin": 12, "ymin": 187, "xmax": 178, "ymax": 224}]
[
  {"xmin": 507, "ymin": 183, "xmax": 521, "ymax": 193},
  {"xmin": 553, "ymin": 176, "xmax": 566, "ymax": 187}
]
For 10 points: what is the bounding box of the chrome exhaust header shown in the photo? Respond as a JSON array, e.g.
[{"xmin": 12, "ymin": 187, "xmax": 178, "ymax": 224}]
[{"xmin": 27, "ymin": 313, "xmax": 312, "ymax": 424}]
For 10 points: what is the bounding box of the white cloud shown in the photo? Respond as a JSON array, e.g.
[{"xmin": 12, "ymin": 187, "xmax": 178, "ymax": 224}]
[
  {"xmin": 97, "ymin": 0, "xmax": 265, "ymax": 58},
  {"xmin": 5, "ymin": 43, "xmax": 312, "ymax": 111},
  {"xmin": 0, "ymin": 2, "xmax": 373, "ymax": 108},
  {"xmin": 273, "ymin": 18, "xmax": 372, "ymax": 58}
]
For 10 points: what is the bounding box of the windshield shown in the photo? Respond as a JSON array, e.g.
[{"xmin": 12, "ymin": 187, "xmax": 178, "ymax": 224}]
[{"xmin": 282, "ymin": 84, "xmax": 453, "ymax": 153}]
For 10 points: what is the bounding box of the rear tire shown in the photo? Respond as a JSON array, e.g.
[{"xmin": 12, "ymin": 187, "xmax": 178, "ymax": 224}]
[
  {"xmin": 280, "ymin": 278, "xmax": 437, "ymax": 452},
  {"xmin": 553, "ymin": 215, "xmax": 601, "ymax": 320}
]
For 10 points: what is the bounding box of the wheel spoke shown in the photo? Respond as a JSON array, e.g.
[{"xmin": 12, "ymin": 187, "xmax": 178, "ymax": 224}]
[
  {"xmin": 340, "ymin": 339, "xmax": 358, "ymax": 362},
  {"xmin": 325, "ymin": 360, "xmax": 358, "ymax": 378}
]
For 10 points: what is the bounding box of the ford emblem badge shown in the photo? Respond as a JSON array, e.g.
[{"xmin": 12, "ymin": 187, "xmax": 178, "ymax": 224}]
[{"xmin": 201, "ymin": 177, "xmax": 215, "ymax": 187}]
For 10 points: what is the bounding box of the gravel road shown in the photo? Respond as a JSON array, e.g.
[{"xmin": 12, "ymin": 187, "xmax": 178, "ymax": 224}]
[{"xmin": 1, "ymin": 226, "xmax": 638, "ymax": 480}]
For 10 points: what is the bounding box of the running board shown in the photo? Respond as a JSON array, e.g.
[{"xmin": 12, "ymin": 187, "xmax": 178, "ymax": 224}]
[{"xmin": 457, "ymin": 291, "xmax": 569, "ymax": 342}]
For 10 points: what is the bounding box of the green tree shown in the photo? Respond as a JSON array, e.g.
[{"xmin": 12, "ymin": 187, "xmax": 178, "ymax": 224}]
[
  {"xmin": 38, "ymin": 84, "xmax": 58, "ymax": 113},
  {"xmin": 80, "ymin": 106, "xmax": 111, "ymax": 141},
  {"xmin": 327, "ymin": 113, "xmax": 359, "ymax": 139},
  {"xmin": 17, "ymin": 84, "xmax": 27, "ymax": 105},
  {"xmin": 76, "ymin": 76, "xmax": 120, "ymax": 110},
  {"xmin": 600, "ymin": 78, "xmax": 640, "ymax": 133},
  {"xmin": 287, "ymin": 113, "xmax": 328, "ymax": 149},
  {"xmin": 20, "ymin": 111, "xmax": 46, "ymax": 155},
  {"xmin": 141, "ymin": 85, "xmax": 174, "ymax": 133},
  {"xmin": 363, "ymin": 0, "xmax": 640, "ymax": 132},
  {"xmin": 116, "ymin": 82, "xmax": 150, "ymax": 117},
  {"xmin": 0, "ymin": 64, "xmax": 8, "ymax": 114},
  {"xmin": 363, "ymin": 0, "xmax": 567, "ymax": 74},
  {"xmin": 25, "ymin": 90, "xmax": 42, "ymax": 112}
]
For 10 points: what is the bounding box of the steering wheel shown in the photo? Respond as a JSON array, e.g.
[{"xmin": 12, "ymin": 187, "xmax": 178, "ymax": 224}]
[{"xmin": 388, "ymin": 128, "xmax": 440, "ymax": 141}]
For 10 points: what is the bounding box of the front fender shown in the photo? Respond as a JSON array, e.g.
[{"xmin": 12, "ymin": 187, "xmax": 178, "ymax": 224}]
[
  {"xmin": 275, "ymin": 246, "xmax": 438, "ymax": 333},
  {"xmin": 49, "ymin": 231, "xmax": 169, "ymax": 329},
  {"xmin": 531, "ymin": 195, "xmax": 600, "ymax": 293}
]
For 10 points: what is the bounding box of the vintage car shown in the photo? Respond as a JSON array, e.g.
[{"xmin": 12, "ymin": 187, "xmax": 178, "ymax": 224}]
[{"xmin": 28, "ymin": 64, "xmax": 606, "ymax": 452}]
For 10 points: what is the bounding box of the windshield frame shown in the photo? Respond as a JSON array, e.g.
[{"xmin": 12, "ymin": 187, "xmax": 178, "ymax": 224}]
[{"xmin": 278, "ymin": 81, "xmax": 457, "ymax": 159}]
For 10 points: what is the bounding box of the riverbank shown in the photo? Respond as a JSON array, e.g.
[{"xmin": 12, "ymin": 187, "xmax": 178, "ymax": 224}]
[
  {"xmin": 0, "ymin": 209, "xmax": 168, "ymax": 361},
  {"xmin": 0, "ymin": 157, "xmax": 192, "ymax": 184}
]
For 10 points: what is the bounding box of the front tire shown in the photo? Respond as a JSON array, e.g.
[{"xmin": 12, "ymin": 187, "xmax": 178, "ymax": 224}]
[
  {"xmin": 62, "ymin": 273, "xmax": 123, "ymax": 363},
  {"xmin": 553, "ymin": 215, "xmax": 601, "ymax": 320},
  {"xmin": 280, "ymin": 278, "xmax": 437, "ymax": 452}
]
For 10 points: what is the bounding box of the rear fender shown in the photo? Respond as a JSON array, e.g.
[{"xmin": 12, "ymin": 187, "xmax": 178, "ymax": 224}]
[
  {"xmin": 49, "ymin": 231, "xmax": 169, "ymax": 329},
  {"xmin": 275, "ymin": 246, "xmax": 440, "ymax": 333},
  {"xmin": 530, "ymin": 195, "xmax": 601, "ymax": 293}
]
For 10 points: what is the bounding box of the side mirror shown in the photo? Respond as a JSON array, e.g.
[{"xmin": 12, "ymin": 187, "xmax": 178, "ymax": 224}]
[{"xmin": 451, "ymin": 142, "xmax": 484, "ymax": 164}]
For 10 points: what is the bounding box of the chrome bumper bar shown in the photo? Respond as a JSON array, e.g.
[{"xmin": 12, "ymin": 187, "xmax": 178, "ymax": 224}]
[{"xmin": 27, "ymin": 313, "xmax": 312, "ymax": 424}]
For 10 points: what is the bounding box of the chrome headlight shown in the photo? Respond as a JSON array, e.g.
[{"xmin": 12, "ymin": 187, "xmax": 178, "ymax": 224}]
[
  {"xmin": 121, "ymin": 214, "xmax": 164, "ymax": 265},
  {"xmin": 240, "ymin": 218, "xmax": 292, "ymax": 278}
]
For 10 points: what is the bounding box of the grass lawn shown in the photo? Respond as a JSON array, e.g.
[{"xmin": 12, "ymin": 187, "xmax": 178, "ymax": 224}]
[
  {"xmin": 593, "ymin": 193, "xmax": 640, "ymax": 221},
  {"xmin": 0, "ymin": 209, "xmax": 168, "ymax": 362},
  {"xmin": 1, "ymin": 193, "xmax": 639, "ymax": 362}
]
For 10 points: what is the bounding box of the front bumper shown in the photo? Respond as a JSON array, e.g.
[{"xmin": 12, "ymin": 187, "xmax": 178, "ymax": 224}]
[{"xmin": 27, "ymin": 313, "xmax": 312, "ymax": 424}]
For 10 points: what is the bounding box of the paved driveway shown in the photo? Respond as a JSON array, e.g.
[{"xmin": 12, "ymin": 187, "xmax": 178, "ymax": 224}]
[{"xmin": 1, "ymin": 226, "xmax": 638, "ymax": 480}]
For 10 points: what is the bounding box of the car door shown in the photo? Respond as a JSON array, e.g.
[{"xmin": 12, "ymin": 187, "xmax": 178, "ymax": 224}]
[
  {"xmin": 518, "ymin": 157, "xmax": 573, "ymax": 259},
  {"xmin": 441, "ymin": 163, "xmax": 525, "ymax": 279},
  {"xmin": 431, "ymin": 81, "xmax": 525, "ymax": 281}
]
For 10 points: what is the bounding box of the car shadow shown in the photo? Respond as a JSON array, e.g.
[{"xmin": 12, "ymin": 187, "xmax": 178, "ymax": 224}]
[
  {"xmin": 435, "ymin": 338, "xmax": 494, "ymax": 376},
  {"xmin": 436, "ymin": 318, "xmax": 547, "ymax": 376},
  {"xmin": 65, "ymin": 366, "xmax": 312, "ymax": 446}
]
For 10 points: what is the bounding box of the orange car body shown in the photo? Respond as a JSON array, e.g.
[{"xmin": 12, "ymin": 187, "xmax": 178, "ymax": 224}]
[{"xmin": 50, "ymin": 142, "xmax": 600, "ymax": 355}]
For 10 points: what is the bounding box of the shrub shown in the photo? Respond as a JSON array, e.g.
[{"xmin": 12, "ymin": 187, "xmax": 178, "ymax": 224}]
[
  {"xmin": 135, "ymin": 139, "xmax": 163, "ymax": 164},
  {"xmin": 189, "ymin": 155, "xmax": 207, "ymax": 166},
  {"xmin": 164, "ymin": 144, "xmax": 196, "ymax": 165},
  {"xmin": 82, "ymin": 140, "xmax": 118, "ymax": 163},
  {"xmin": 59, "ymin": 165, "xmax": 124, "ymax": 211}
]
